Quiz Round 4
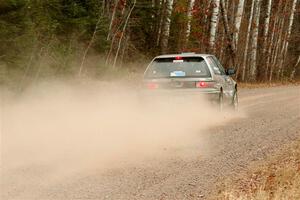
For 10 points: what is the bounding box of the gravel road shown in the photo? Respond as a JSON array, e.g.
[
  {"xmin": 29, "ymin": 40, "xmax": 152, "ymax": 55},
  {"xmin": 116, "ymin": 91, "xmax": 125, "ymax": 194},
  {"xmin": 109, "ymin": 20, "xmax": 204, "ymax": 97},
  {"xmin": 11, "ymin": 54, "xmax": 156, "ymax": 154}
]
[{"xmin": 1, "ymin": 85, "xmax": 300, "ymax": 200}]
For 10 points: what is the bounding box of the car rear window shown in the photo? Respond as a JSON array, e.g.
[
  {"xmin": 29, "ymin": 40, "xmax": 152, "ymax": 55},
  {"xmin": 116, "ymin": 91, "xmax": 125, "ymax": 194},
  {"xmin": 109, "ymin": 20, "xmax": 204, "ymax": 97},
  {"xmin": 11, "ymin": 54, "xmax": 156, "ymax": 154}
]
[{"xmin": 144, "ymin": 57, "xmax": 211, "ymax": 79}]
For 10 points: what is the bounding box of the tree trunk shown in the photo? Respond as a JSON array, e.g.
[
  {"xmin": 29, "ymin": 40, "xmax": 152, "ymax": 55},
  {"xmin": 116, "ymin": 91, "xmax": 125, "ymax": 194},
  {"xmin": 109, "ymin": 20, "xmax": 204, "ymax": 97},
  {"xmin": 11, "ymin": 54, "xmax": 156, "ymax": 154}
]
[
  {"xmin": 262, "ymin": 0, "xmax": 272, "ymax": 56},
  {"xmin": 220, "ymin": 0, "xmax": 236, "ymax": 67},
  {"xmin": 241, "ymin": 0, "xmax": 255, "ymax": 81},
  {"xmin": 159, "ymin": 0, "xmax": 174, "ymax": 53},
  {"xmin": 269, "ymin": 17, "xmax": 285, "ymax": 82},
  {"xmin": 233, "ymin": 0, "xmax": 245, "ymax": 49},
  {"xmin": 277, "ymin": 0, "xmax": 298, "ymax": 79},
  {"xmin": 107, "ymin": 0, "xmax": 119, "ymax": 40},
  {"xmin": 264, "ymin": 13, "xmax": 279, "ymax": 81},
  {"xmin": 209, "ymin": 0, "xmax": 220, "ymax": 52},
  {"xmin": 119, "ymin": 35, "xmax": 129, "ymax": 67},
  {"xmin": 248, "ymin": 0, "xmax": 261, "ymax": 82},
  {"xmin": 112, "ymin": 0, "xmax": 136, "ymax": 68},
  {"xmin": 290, "ymin": 55, "xmax": 300, "ymax": 80},
  {"xmin": 201, "ymin": 0, "xmax": 212, "ymax": 51},
  {"xmin": 153, "ymin": 0, "xmax": 164, "ymax": 46},
  {"xmin": 79, "ymin": 8, "xmax": 103, "ymax": 77},
  {"xmin": 186, "ymin": 0, "xmax": 195, "ymax": 42},
  {"xmin": 218, "ymin": 24, "xmax": 225, "ymax": 61},
  {"xmin": 277, "ymin": 31, "xmax": 288, "ymax": 80},
  {"xmin": 269, "ymin": 0, "xmax": 287, "ymax": 82}
]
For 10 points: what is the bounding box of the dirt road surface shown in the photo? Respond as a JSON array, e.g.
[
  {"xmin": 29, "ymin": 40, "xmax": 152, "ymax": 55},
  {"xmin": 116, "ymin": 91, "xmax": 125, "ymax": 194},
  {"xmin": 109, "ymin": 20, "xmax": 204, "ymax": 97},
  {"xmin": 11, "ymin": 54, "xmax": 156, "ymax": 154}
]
[{"xmin": 1, "ymin": 85, "xmax": 300, "ymax": 200}]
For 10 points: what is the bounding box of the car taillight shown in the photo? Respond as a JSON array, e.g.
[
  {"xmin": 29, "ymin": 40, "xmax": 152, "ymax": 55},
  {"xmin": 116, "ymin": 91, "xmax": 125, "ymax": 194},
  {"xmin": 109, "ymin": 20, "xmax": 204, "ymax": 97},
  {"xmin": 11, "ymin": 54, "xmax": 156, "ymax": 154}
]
[
  {"xmin": 196, "ymin": 81, "xmax": 207, "ymax": 88},
  {"xmin": 147, "ymin": 82, "xmax": 159, "ymax": 89}
]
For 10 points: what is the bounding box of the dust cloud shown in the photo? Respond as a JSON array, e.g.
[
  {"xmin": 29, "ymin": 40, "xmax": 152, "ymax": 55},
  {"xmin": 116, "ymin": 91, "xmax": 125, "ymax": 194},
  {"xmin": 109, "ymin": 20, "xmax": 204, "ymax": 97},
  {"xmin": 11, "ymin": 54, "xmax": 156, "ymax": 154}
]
[{"xmin": 1, "ymin": 80, "xmax": 241, "ymax": 196}]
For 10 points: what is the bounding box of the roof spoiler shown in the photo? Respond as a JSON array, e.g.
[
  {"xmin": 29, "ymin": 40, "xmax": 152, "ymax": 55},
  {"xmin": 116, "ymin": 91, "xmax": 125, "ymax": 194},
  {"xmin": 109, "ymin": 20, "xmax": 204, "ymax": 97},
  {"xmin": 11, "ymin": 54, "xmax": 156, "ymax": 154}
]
[{"xmin": 180, "ymin": 52, "xmax": 196, "ymax": 54}]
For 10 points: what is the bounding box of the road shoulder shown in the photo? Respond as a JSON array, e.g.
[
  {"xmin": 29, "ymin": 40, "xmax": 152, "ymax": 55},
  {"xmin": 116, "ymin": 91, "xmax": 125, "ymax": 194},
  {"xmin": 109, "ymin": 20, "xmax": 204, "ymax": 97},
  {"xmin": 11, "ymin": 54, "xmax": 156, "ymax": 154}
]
[{"xmin": 214, "ymin": 140, "xmax": 300, "ymax": 199}]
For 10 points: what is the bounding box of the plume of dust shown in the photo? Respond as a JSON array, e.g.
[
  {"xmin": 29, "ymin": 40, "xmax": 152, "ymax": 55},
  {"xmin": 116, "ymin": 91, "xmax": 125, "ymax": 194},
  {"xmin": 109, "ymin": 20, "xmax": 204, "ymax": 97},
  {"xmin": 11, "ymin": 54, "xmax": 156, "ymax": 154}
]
[{"xmin": 1, "ymin": 80, "xmax": 242, "ymax": 178}]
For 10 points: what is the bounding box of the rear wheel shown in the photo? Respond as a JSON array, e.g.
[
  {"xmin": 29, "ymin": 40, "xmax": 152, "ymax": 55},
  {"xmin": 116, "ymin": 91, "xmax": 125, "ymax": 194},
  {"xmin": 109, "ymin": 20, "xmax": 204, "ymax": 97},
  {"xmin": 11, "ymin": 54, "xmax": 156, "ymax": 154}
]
[
  {"xmin": 219, "ymin": 91, "xmax": 224, "ymax": 111},
  {"xmin": 230, "ymin": 90, "xmax": 238, "ymax": 110}
]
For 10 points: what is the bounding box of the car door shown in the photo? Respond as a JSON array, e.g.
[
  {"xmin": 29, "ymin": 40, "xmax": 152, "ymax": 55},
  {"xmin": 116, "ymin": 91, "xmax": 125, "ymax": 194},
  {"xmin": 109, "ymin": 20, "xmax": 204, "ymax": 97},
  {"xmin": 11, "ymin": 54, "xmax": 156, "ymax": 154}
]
[
  {"xmin": 211, "ymin": 56, "xmax": 235, "ymax": 99},
  {"xmin": 206, "ymin": 56, "xmax": 233, "ymax": 99},
  {"xmin": 206, "ymin": 56, "xmax": 226, "ymax": 91}
]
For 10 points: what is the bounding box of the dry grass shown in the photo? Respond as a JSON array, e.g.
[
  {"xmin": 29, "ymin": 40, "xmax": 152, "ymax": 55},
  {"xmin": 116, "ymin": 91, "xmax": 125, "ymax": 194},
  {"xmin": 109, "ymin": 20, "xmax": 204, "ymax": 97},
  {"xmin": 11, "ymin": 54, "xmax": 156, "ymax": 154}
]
[
  {"xmin": 238, "ymin": 80, "xmax": 300, "ymax": 89},
  {"xmin": 216, "ymin": 142, "xmax": 300, "ymax": 200}
]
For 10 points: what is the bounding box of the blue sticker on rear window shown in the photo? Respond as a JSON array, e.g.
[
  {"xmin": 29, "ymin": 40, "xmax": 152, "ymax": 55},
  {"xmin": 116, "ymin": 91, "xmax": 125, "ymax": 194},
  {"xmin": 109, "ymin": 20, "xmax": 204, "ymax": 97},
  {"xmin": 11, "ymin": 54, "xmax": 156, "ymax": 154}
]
[{"xmin": 170, "ymin": 71, "xmax": 186, "ymax": 77}]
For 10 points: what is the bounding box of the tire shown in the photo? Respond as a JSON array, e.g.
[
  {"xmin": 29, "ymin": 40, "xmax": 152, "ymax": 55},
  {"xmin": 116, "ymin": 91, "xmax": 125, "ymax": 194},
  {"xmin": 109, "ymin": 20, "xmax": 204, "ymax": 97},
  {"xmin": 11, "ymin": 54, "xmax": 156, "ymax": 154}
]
[
  {"xmin": 230, "ymin": 90, "xmax": 238, "ymax": 111},
  {"xmin": 219, "ymin": 91, "xmax": 224, "ymax": 111}
]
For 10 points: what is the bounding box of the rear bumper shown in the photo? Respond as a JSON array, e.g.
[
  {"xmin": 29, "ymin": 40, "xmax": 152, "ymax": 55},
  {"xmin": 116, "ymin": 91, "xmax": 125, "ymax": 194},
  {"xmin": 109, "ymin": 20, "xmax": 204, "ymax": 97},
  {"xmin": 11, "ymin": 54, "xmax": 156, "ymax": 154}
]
[{"xmin": 140, "ymin": 88, "xmax": 220, "ymax": 102}]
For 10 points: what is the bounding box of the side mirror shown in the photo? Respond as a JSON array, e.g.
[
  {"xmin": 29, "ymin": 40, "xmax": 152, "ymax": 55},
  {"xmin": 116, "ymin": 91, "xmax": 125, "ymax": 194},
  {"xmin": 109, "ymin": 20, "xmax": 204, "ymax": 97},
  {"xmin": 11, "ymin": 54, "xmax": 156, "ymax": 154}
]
[{"xmin": 226, "ymin": 68, "xmax": 235, "ymax": 76}]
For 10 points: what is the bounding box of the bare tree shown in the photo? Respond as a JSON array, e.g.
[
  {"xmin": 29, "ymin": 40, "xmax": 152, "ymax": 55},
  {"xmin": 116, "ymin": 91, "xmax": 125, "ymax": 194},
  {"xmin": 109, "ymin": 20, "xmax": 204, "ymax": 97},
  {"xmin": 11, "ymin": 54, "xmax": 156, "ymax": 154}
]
[
  {"xmin": 186, "ymin": 0, "xmax": 196, "ymax": 41},
  {"xmin": 269, "ymin": 16, "xmax": 285, "ymax": 81},
  {"xmin": 159, "ymin": 0, "xmax": 174, "ymax": 53},
  {"xmin": 78, "ymin": 7, "xmax": 104, "ymax": 77},
  {"xmin": 220, "ymin": 0, "xmax": 236, "ymax": 66},
  {"xmin": 233, "ymin": 0, "xmax": 245, "ymax": 48},
  {"xmin": 209, "ymin": 0, "xmax": 220, "ymax": 52},
  {"xmin": 264, "ymin": 3, "xmax": 281, "ymax": 81},
  {"xmin": 248, "ymin": 0, "xmax": 261, "ymax": 81},
  {"xmin": 155, "ymin": 0, "xmax": 165, "ymax": 47},
  {"xmin": 277, "ymin": 0, "xmax": 298, "ymax": 79},
  {"xmin": 268, "ymin": 0, "xmax": 288, "ymax": 81},
  {"xmin": 241, "ymin": 0, "xmax": 255, "ymax": 81},
  {"xmin": 112, "ymin": 0, "xmax": 136, "ymax": 69},
  {"xmin": 290, "ymin": 55, "xmax": 300, "ymax": 80},
  {"xmin": 262, "ymin": 0, "xmax": 272, "ymax": 56},
  {"xmin": 107, "ymin": 0, "xmax": 120, "ymax": 40}
]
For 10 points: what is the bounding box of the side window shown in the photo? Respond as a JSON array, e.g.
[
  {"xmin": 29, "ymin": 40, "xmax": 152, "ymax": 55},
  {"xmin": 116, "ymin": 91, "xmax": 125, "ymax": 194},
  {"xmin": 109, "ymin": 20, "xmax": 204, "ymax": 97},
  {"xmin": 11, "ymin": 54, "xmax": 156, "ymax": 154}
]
[
  {"xmin": 212, "ymin": 56, "xmax": 226, "ymax": 75},
  {"xmin": 207, "ymin": 57, "xmax": 222, "ymax": 75}
]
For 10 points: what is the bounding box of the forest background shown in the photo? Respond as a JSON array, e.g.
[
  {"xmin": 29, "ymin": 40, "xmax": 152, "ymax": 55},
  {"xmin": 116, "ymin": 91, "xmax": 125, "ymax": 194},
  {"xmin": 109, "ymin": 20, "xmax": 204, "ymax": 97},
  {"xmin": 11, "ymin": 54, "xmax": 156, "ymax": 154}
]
[{"xmin": 0, "ymin": 0, "xmax": 299, "ymax": 89}]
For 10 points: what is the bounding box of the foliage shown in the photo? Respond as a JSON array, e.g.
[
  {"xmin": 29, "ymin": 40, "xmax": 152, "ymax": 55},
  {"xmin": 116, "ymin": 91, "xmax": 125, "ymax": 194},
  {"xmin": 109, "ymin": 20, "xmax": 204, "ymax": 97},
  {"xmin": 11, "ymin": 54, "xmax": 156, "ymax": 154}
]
[{"xmin": 0, "ymin": 0, "xmax": 299, "ymax": 85}]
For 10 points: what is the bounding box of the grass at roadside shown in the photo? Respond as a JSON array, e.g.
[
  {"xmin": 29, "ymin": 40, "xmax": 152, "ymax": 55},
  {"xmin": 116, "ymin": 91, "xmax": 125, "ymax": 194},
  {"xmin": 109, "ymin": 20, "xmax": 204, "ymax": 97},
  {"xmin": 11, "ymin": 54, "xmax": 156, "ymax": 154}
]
[
  {"xmin": 238, "ymin": 80, "xmax": 300, "ymax": 89},
  {"xmin": 216, "ymin": 141, "xmax": 300, "ymax": 200}
]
